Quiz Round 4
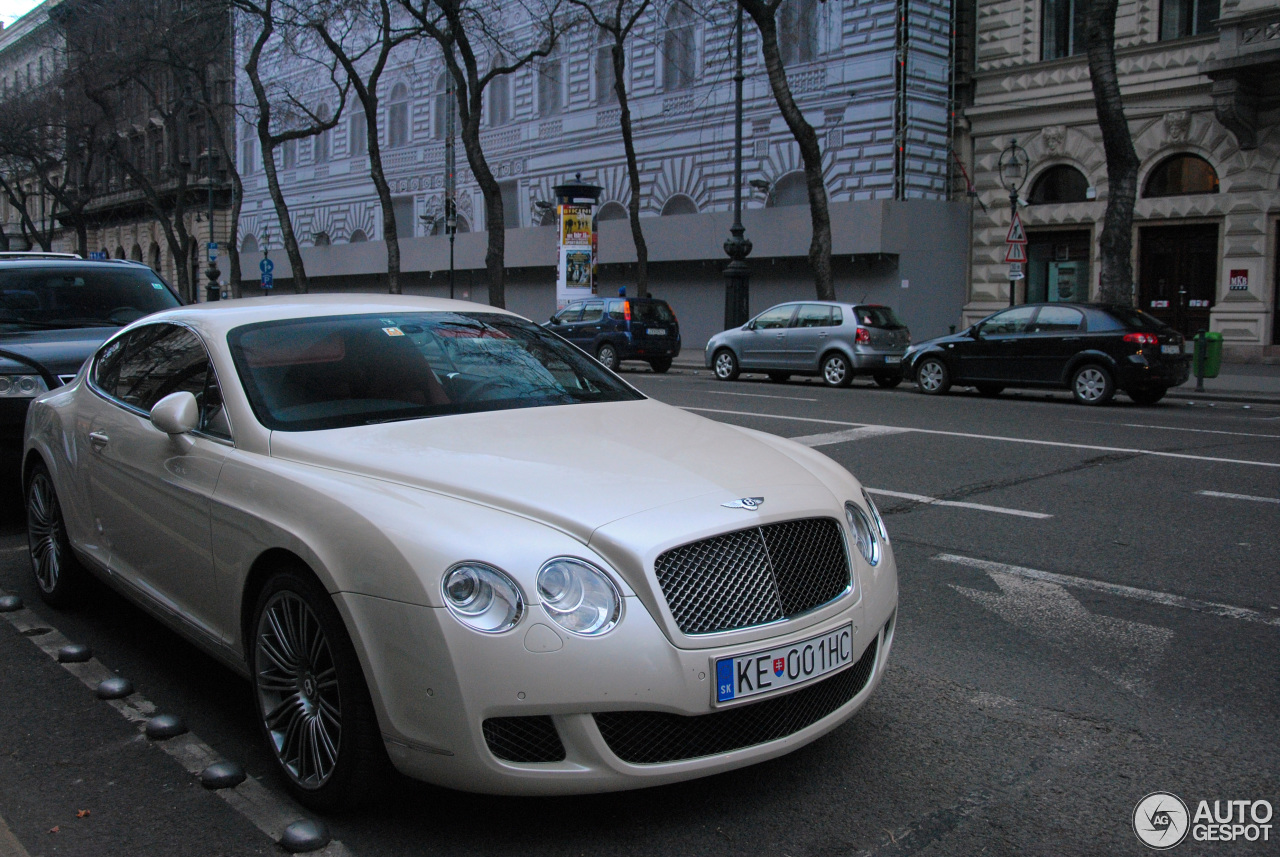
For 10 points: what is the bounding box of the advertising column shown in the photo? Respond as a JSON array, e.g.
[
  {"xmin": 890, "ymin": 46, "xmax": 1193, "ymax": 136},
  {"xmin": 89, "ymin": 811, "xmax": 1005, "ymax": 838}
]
[{"xmin": 557, "ymin": 204, "xmax": 594, "ymax": 309}]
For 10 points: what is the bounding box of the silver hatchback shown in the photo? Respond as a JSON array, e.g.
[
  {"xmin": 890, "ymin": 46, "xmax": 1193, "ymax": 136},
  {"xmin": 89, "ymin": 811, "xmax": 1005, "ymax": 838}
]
[{"xmin": 704, "ymin": 302, "xmax": 912, "ymax": 387}]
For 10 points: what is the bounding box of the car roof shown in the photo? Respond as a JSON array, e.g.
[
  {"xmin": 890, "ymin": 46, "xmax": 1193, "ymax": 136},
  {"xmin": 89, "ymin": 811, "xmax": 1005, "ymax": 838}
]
[
  {"xmin": 144, "ymin": 293, "xmax": 523, "ymax": 337},
  {"xmin": 0, "ymin": 257, "xmax": 153, "ymax": 270}
]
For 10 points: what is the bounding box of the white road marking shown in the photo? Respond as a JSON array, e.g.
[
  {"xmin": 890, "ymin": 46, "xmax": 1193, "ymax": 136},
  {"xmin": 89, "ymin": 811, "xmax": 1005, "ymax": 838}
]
[
  {"xmin": 0, "ymin": 814, "xmax": 32, "ymax": 857},
  {"xmin": 949, "ymin": 566, "xmax": 1173, "ymax": 695},
  {"xmin": 867, "ymin": 488, "xmax": 1052, "ymax": 519},
  {"xmin": 1121, "ymin": 423, "xmax": 1280, "ymax": 439},
  {"xmin": 1197, "ymin": 490, "xmax": 1280, "ymax": 505},
  {"xmin": 935, "ymin": 554, "xmax": 1280, "ymax": 628},
  {"xmin": 0, "ymin": 594, "xmax": 351, "ymax": 855},
  {"xmin": 791, "ymin": 426, "xmax": 911, "ymax": 446},
  {"xmin": 704, "ymin": 391, "xmax": 818, "ymax": 402},
  {"xmin": 682, "ymin": 406, "xmax": 1280, "ymax": 468}
]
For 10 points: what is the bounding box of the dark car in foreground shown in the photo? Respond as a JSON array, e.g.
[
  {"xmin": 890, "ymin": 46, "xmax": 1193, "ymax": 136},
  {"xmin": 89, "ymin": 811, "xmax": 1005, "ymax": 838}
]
[
  {"xmin": 0, "ymin": 253, "xmax": 181, "ymax": 471},
  {"xmin": 705, "ymin": 302, "xmax": 911, "ymax": 388},
  {"xmin": 546, "ymin": 296, "xmax": 681, "ymax": 372},
  {"xmin": 904, "ymin": 302, "xmax": 1190, "ymax": 405}
]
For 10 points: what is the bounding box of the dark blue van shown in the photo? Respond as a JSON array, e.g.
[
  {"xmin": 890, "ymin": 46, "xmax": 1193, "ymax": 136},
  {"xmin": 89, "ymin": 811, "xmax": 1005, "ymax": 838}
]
[{"xmin": 546, "ymin": 296, "xmax": 681, "ymax": 373}]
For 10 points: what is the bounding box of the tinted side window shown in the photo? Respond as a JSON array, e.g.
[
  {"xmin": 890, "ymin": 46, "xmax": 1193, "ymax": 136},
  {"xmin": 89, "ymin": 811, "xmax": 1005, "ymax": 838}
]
[
  {"xmin": 754, "ymin": 306, "xmax": 795, "ymax": 329},
  {"xmin": 830, "ymin": 307, "xmax": 843, "ymax": 327},
  {"xmin": 607, "ymin": 300, "xmax": 626, "ymax": 320},
  {"xmin": 555, "ymin": 304, "xmax": 583, "ymax": 323},
  {"xmin": 978, "ymin": 306, "xmax": 1037, "ymax": 336},
  {"xmin": 581, "ymin": 302, "xmax": 605, "ymax": 323},
  {"xmin": 1032, "ymin": 306, "xmax": 1084, "ymax": 332},
  {"xmin": 795, "ymin": 304, "xmax": 833, "ymax": 328}
]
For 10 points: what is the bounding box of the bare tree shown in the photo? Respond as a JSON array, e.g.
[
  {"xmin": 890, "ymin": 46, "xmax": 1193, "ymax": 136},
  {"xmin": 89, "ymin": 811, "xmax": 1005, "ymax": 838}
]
[
  {"xmin": 737, "ymin": 0, "xmax": 832, "ymax": 301},
  {"xmin": 399, "ymin": 0, "xmax": 566, "ymax": 308},
  {"xmin": 307, "ymin": 0, "xmax": 420, "ymax": 294},
  {"xmin": 568, "ymin": 0, "xmax": 651, "ymax": 295},
  {"xmin": 1084, "ymin": 0, "xmax": 1138, "ymax": 306},
  {"xmin": 237, "ymin": 0, "xmax": 350, "ymax": 293}
]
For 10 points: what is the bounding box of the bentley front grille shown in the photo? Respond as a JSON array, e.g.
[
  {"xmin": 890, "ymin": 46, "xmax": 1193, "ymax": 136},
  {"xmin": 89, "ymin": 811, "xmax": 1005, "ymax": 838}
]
[{"xmin": 654, "ymin": 517, "xmax": 851, "ymax": 635}]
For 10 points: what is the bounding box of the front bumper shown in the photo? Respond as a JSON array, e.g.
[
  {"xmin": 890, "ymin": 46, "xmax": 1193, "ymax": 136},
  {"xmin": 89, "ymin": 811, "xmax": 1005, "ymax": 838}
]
[{"xmin": 338, "ymin": 579, "xmax": 896, "ymax": 795}]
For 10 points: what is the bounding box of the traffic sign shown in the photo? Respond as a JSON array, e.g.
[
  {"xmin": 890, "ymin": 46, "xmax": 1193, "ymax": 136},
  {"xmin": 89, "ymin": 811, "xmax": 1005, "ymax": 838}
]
[
  {"xmin": 1006, "ymin": 212, "xmax": 1027, "ymax": 244},
  {"xmin": 261, "ymin": 272, "xmax": 274, "ymax": 289},
  {"xmin": 1008, "ymin": 262, "xmax": 1025, "ymax": 280},
  {"xmin": 207, "ymin": 241, "xmax": 218, "ymax": 262},
  {"xmin": 259, "ymin": 257, "xmax": 274, "ymax": 274},
  {"xmin": 88, "ymin": 250, "xmax": 107, "ymax": 260},
  {"xmin": 1005, "ymin": 242, "xmax": 1027, "ymax": 263}
]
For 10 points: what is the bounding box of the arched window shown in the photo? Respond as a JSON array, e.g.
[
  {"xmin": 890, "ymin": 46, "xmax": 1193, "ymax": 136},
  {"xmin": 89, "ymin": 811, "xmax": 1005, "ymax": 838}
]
[
  {"xmin": 434, "ymin": 73, "xmax": 452, "ymax": 141},
  {"xmin": 660, "ymin": 194, "xmax": 698, "ymax": 216},
  {"xmin": 349, "ymin": 229, "xmax": 368, "ymax": 243},
  {"xmin": 314, "ymin": 105, "xmax": 331, "ymax": 163},
  {"xmin": 241, "ymin": 234, "xmax": 258, "ymax": 256},
  {"xmin": 313, "ymin": 231, "xmax": 330, "ymax": 246},
  {"xmin": 149, "ymin": 243, "xmax": 162, "ymax": 271},
  {"xmin": 488, "ymin": 67, "xmax": 511, "ymax": 127},
  {"xmin": 388, "ymin": 82, "xmax": 410, "ymax": 148},
  {"xmin": 1028, "ymin": 165, "xmax": 1089, "ymax": 204},
  {"xmin": 130, "ymin": 243, "xmax": 143, "ymax": 261},
  {"xmin": 595, "ymin": 28, "xmax": 617, "ymax": 105},
  {"xmin": 281, "ymin": 138, "xmax": 297, "ymax": 170},
  {"xmin": 778, "ymin": 0, "xmax": 818, "ymax": 66},
  {"xmin": 663, "ymin": 5, "xmax": 695, "ymax": 91},
  {"xmin": 597, "ymin": 201, "xmax": 628, "ymax": 221},
  {"xmin": 767, "ymin": 172, "xmax": 808, "ymax": 207},
  {"xmin": 350, "ymin": 105, "xmax": 368, "ymax": 156},
  {"xmin": 538, "ymin": 52, "xmax": 563, "ymax": 117},
  {"xmin": 115, "ymin": 245, "xmax": 125, "ymax": 259},
  {"xmin": 1144, "ymin": 154, "xmax": 1219, "ymax": 197}
]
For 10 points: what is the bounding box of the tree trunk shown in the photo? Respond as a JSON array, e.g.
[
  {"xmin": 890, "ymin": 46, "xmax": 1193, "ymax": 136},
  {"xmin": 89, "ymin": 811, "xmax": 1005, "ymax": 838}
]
[
  {"xmin": 740, "ymin": 0, "xmax": 833, "ymax": 301},
  {"xmin": 365, "ymin": 99, "xmax": 402, "ymax": 295},
  {"xmin": 460, "ymin": 114, "xmax": 506, "ymax": 308},
  {"xmin": 613, "ymin": 41, "xmax": 648, "ymax": 297},
  {"xmin": 1085, "ymin": 0, "xmax": 1138, "ymax": 306},
  {"xmin": 229, "ymin": 172, "xmax": 243, "ymax": 297}
]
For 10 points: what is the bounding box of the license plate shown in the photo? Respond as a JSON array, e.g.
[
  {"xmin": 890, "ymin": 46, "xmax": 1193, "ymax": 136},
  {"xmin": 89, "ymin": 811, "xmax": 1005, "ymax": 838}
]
[
  {"xmin": 646, "ymin": 328, "xmax": 666, "ymax": 336},
  {"xmin": 1161, "ymin": 344, "xmax": 1180, "ymax": 355},
  {"xmin": 715, "ymin": 624, "xmax": 854, "ymax": 704},
  {"xmin": 884, "ymin": 356, "xmax": 902, "ymax": 364}
]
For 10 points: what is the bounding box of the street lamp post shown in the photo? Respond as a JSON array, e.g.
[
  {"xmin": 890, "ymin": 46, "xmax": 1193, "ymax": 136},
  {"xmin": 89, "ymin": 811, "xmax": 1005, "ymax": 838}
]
[
  {"xmin": 445, "ymin": 66, "xmax": 457, "ymax": 300},
  {"xmin": 997, "ymin": 137, "xmax": 1028, "ymax": 307},
  {"xmin": 722, "ymin": 2, "xmax": 751, "ymax": 329},
  {"xmin": 204, "ymin": 113, "xmax": 220, "ymax": 302}
]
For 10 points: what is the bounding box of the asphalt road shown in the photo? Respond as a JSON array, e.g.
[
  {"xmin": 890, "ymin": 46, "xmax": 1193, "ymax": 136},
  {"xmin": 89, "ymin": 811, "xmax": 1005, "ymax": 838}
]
[{"xmin": 1, "ymin": 370, "xmax": 1277, "ymax": 856}]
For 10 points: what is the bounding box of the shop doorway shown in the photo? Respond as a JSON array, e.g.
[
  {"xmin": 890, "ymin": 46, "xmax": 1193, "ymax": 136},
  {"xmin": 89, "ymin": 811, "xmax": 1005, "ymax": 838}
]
[
  {"xmin": 1026, "ymin": 230, "xmax": 1091, "ymax": 304},
  {"xmin": 1138, "ymin": 224, "xmax": 1218, "ymax": 337}
]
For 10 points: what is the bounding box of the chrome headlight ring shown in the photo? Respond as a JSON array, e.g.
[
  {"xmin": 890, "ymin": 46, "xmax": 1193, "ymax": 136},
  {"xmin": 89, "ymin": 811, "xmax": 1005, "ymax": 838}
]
[
  {"xmin": 844, "ymin": 501, "xmax": 881, "ymax": 567},
  {"xmin": 536, "ymin": 557, "xmax": 623, "ymax": 636},
  {"xmin": 441, "ymin": 562, "xmax": 525, "ymax": 633}
]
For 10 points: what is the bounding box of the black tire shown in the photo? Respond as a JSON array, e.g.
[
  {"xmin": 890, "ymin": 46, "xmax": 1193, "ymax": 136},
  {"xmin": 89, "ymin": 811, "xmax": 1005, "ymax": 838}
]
[
  {"xmin": 915, "ymin": 357, "xmax": 951, "ymax": 396},
  {"xmin": 712, "ymin": 348, "xmax": 740, "ymax": 381},
  {"xmin": 1071, "ymin": 363, "xmax": 1115, "ymax": 406},
  {"xmin": 767, "ymin": 372, "xmax": 791, "ymax": 384},
  {"xmin": 974, "ymin": 384, "xmax": 1005, "ymax": 397},
  {"xmin": 1127, "ymin": 386, "xmax": 1167, "ymax": 406},
  {"xmin": 596, "ymin": 342, "xmax": 620, "ymax": 372},
  {"xmin": 821, "ymin": 352, "xmax": 853, "ymax": 388},
  {"xmin": 249, "ymin": 568, "xmax": 387, "ymax": 812},
  {"xmin": 873, "ymin": 373, "xmax": 902, "ymax": 389},
  {"xmin": 649, "ymin": 358, "xmax": 672, "ymax": 374},
  {"xmin": 26, "ymin": 461, "xmax": 84, "ymax": 607}
]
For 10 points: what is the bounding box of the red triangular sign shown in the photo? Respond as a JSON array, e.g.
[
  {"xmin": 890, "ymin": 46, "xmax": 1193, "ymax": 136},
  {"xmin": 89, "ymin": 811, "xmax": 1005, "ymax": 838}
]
[
  {"xmin": 1006, "ymin": 213, "xmax": 1027, "ymax": 244},
  {"xmin": 1005, "ymin": 242, "xmax": 1027, "ymax": 263}
]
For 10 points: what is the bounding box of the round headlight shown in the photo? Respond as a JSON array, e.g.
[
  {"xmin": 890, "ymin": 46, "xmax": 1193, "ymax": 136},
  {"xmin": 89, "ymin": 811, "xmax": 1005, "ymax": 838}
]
[
  {"xmin": 536, "ymin": 558, "xmax": 622, "ymax": 636},
  {"xmin": 441, "ymin": 563, "xmax": 524, "ymax": 633},
  {"xmin": 862, "ymin": 487, "xmax": 890, "ymax": 544},
  {"xmin": 17, "ymin": 376, "xmax": 38, "ymax": 394},
  {"xmin": 845, "ymin": 501, "xmax": 881, "ymax": 566},
  {"xmin": 0, "ymin": 377, "xmax": 10, "ymax": 394}
]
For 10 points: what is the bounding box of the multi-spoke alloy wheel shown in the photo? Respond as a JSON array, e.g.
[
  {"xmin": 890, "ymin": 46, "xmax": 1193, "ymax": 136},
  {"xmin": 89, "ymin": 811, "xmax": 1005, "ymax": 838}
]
[
  {"xmin": 255, "ymin": 591, "xmax": 343, "ymax": 789},
  {"xmin": 26, "ymin": 463, "xmax": 81, "ymax": 606},
  {"xmin": 822, "ymin": 354, "xmax": 851, "ymax": 387},
  {"xmin": 916, "ymin": 358, "xmax": 950, "ymax": 395},
  {"xmin": 1071, "ymin": 364, "xmax": 1114, "ymax": 406},
  {"xmin": 713, "ymin": 349, "xmax": 739, "ymax": 381}
]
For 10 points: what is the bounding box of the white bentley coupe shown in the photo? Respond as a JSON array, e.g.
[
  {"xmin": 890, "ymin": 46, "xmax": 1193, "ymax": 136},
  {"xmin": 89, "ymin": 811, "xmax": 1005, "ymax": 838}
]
[{"xmin": 23, "ymin": 295, "xmax": 897, "ymax": 810}]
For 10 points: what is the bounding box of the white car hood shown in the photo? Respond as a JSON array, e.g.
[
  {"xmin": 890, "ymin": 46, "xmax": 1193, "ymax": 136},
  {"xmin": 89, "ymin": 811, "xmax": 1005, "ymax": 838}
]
[{"xmin": 267, "ymin": 399, "xmax": 829, "ymax": 542}]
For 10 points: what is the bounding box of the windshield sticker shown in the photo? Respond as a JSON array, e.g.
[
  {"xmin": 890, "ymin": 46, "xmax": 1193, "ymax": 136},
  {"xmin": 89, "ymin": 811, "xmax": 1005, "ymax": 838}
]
[
  {"xmin": 151, "ymin": 282, "xmax": 165, "ymax": 289},
  {"xmin": 380, "ymin": 318, "xmax": 397, "ymax": 324},
  {"xmin": 382, "ymin": 327, "xmax": 404, "ymax": 337}
]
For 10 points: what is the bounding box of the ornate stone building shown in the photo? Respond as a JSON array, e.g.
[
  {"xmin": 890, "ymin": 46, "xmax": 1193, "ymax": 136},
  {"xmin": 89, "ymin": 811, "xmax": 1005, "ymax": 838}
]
[
  {"xmin": 959, "ymin": 0, "xmax": 1280, "ymax": 359},
  {"xmin": 239, "ymin": 0, "xmax": 973, "ymax": 347}
]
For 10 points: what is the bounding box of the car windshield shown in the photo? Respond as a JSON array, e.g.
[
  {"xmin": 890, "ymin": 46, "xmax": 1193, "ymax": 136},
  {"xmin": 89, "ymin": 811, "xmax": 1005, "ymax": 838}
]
[
  {"xmin": 1103, "ymin": 307, "xmax": 1174, "ymax": 333},
  {"xmin": 228, "ymin": 311, "xmax": 645, "ymax": 431},
  {"xmin": 631, "ymin": 301, "xmax": 675, "ymax": 324},
  {"xmin": 0, "ymin": 266, "xmax": 180, "ymax": 330},
  {"xmin": 855, "ymin": 306, "xmax": 905, "ymax": 328}
]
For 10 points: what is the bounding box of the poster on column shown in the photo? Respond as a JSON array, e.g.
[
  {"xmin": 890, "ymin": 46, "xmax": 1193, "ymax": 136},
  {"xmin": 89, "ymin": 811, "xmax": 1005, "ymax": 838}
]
[{"xmin": 556, "ymin": 204, "xmax": 594, "ymax": 308}]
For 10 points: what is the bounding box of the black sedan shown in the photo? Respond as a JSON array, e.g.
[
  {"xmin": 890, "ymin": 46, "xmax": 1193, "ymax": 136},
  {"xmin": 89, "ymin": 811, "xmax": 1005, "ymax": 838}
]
[{"xmin": 903, "ymin": 303, "xmax": 1190, "ymax": 405}]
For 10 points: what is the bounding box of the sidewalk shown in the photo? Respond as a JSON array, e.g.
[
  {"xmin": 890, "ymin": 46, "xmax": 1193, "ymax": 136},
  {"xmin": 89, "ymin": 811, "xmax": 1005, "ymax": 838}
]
[{"xmin": 666, "ymin": 358, "xmax": 1280, "ymax": 405}]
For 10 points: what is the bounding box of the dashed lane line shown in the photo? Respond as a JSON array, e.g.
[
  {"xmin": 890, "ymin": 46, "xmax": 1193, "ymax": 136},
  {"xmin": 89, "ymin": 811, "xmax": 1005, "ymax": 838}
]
[
  {"xmin": 1197, "ymin": 490, "xmax": 1280, "ymax": 505},
  {"xmin": 935, "ymin": 554, "xmax": 1280, "ymax": 628},
  {"xmin": 0, "ymin": 593, "xmax": 351, "ymax": 856},
  {"xmin": 704, "ymin": 390, "xmax": 819, "ymax": 402},
  {"xmin": 867, "ymin": 489, "xmax": 1052, "ymax": 520},
  {"xmin": 681, "ymin": 406, "xmax": 1280, "ymax": 469}
]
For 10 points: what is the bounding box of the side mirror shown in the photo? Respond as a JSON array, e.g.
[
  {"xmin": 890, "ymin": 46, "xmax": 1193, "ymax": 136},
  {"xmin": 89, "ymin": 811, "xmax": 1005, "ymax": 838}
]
[
  {"xmin": 548, "ymin": 316, "xmax": 560, "ymax": 325},
  {"xmin": 151, "ymin": 391, "xmax": 199, "ymax": 435},
  {"xmin": 968, "ymin": 325, "xmax": 982, "ymax": 339},
  {"xmin": 746, "ymin": 321, "xmax": 756, "ymax": 331}
]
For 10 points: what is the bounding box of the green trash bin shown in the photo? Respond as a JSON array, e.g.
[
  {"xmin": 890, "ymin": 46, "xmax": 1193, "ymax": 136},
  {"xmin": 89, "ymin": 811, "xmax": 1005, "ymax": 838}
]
[{"xmin": 1192, "ymin": 331, "xmax": 1223, "ymax": 379}]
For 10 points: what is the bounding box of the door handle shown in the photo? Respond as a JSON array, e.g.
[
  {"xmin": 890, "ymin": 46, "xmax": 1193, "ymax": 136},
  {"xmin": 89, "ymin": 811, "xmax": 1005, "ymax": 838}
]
[{"xmin": 89, "ymin": 431, "xmax": 109, "ymax": 449}]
